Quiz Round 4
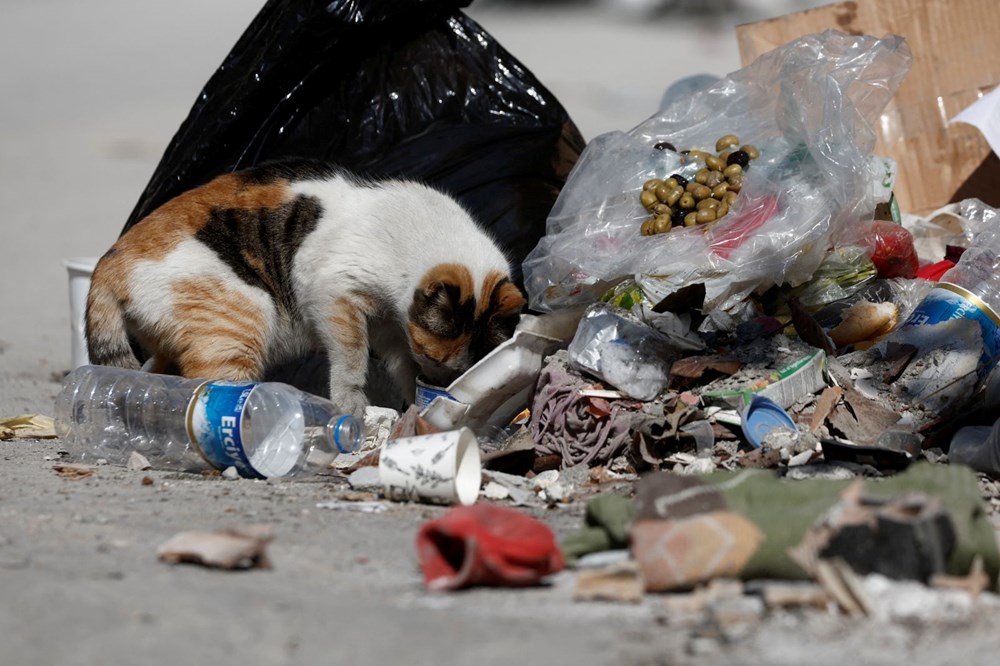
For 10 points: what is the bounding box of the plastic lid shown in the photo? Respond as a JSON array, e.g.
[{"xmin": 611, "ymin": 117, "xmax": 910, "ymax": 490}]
[
  {"xmin": 740, "ymin": 395, "xmax": 797, "ymax": 449},
  {"xmin": 331, "ymin": 415, "xmax": 363, "ymax": 453}
]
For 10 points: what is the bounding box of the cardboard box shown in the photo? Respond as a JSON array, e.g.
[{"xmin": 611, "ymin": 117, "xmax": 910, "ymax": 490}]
[{"xmin": 736, "ymin": 0, "xmax": 1000, "ymax": 216}]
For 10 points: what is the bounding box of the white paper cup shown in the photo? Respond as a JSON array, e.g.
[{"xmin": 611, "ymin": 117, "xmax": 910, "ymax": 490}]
[
  {"xmin": 64, "ymin": 257, "xmax": 99, "ymax": 370},
  {"xmin": 378, "ymin": 427, "xmax": 481, "ymax": 506}
]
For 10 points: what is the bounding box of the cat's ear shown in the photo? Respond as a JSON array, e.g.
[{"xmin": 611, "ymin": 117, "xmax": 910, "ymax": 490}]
[
  {"xmin": 474, "ymin": 276, "xmax": 526, "ymax": 354},
  {"xmin": 490, "ymin": 281, "xmax": 527, "ymax": 318}
]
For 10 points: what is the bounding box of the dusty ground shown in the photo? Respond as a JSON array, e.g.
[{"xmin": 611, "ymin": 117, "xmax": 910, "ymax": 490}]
[{"xmin": 4, "ymin": 0, "xmax": 1000, "ymax": 664}]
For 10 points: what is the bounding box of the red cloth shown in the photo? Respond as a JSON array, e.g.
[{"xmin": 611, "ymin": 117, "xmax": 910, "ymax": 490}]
[
  {"xmin": 916, "ymin": 260, "xmax": 955, "ymax": 282},
  {"xmin": 416, "ymin": 505, "xmax": 565, "ymax": 591}
]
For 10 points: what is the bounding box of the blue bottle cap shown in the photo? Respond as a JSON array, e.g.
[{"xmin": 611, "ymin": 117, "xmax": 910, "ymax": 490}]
[{"xmin": 740, "ymin": 395, "xmax": 797, "ymax": 449}]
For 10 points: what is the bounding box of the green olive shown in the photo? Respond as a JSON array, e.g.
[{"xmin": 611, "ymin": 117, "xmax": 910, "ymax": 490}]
[
  {"xmin": 724, "ymin": 190, "xmax": 739, "ymax": 205},
  {"xmin": 685, "ymin": 181, "xmax": 700, "ymax": 193},
  {"xmin": 666, "ymin": 187, "xmax": 683, "ymax": 206},
  {"xmin": 687, "ymin": 150, "xmax": 712, "ymax": 162},
  {"xmin": 684, "ymin": 212, "xmax": 699, "ymax": 227},
  {"xmin": 693, "ymin": 185, "xmax": 712, "ymax": 201},
  {"xmin": 695, "ymin": 168, "xmax": 710, "ymax": 185},
  {"xmin": 705, "ymin": 155, "xmax": 725, "ymax": 172},
  {"xmin": 715, "ymin": 134, "xmax": 740, "ymax": 152},
  {"xmin": 741, "ymin": 144, "xmax": 760, "ymax": 160},
  {"xmin": 696, "ymin": 197, "xmax": 719, "ymax": 211},
  {"xmin": 664, "ymin": 177, "xmax": 679, "ymax": 190},
  {"xmin": 696, "ymin": 208, "xmax": 717, "ymax": 223},
  {"xmin": 640, "ymin": 218, "xmax": 655, "ymax": 236},
  {"xmin": 653, "ymin": 215, "xmax": 672, "ymax": 234},
  {"xmin": 652, "ymin": 203, "xmax": 671, "ymax": 216},
  {"xmin": 643, "ymin": 178, "xmax": 663, "ymax": 191},
  {"xmin": 723, "ymin": 163, "xmax": 743, "ymax": 178},
  {"xmin": 640, "ymin": 190, "xmax": 658, "ymax": 210},
  {"xmin": 727, "ymin": 173, "xmax": 744, "ymax": 192},
  {"xmin": 679, "ymin": 193, "xmax": 696, "ymax": 209},
  {"xmin": 654, "ymin": 183, "xmax": 673, "ymax": 203},
  {"xmin": 717, "ymin": 202, "xmax": 729, "ymax": 218},
  {"xmin": 712, "ymin": 182, "xmax": 729, "ymax": 199},
  {"xmin": 718, "ymin": 150, "xmax": 732, "ymax": 165},
  {"xmin": 705, "ymin": 171, "xmax": 724, "ymax": 188}
]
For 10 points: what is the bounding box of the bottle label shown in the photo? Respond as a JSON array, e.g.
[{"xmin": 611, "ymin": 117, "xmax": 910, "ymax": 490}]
[
  {"xmin": 186, "ymin": 381, "xmax": 264, "ymax": 479},
  {"xmin": 903, "ymin": 283, "xmax": 1000, "ymax": 363}
]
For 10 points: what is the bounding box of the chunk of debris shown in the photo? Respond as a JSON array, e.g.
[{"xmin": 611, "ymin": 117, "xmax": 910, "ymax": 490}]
[
  {"xmin": 0, "ymin": 414, "xmax": 57, "ymax": 440},
  {"xmin": 156, "ymin": 525, "xmax": 273, "ymax": 570},
  {"xmin": 52, "ymin": 463, "xmax": 96, "ymax": 479},
  {"xmin": 127, "ymin": 451, "xmax": 152, "ymax": 471},
  {"xmin": 574, "ymin": 561, "xmax": 644, "ymax": 603}
]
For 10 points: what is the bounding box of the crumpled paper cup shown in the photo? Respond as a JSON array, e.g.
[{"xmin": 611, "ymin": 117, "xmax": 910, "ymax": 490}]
[{"xmin": 379, "ymin": 427, "xmax": 481, "ymax": 506}]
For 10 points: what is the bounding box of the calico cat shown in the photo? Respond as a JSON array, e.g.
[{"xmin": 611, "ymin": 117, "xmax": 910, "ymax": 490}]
[{"xmin": 85, "ymin": 159, "xmax": 526, "ymax": 416}]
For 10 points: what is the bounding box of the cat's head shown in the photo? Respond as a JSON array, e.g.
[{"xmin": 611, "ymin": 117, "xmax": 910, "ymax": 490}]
[{"xmin": 407, "ymin": 263, "xmax": 527, "ymax": 386}]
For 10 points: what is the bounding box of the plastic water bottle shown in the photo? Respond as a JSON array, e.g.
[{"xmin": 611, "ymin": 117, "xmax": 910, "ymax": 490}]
[
  {"xmin": 901, "ymin": 227, "xmax": 1000, "ymax": 371},
  {"xmin": 54, "ymin": 365, "xmax": 363, "ymax": 479}
]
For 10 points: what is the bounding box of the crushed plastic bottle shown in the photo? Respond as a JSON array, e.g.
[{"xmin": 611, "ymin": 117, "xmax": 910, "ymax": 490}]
[
  {"xmin": 54, "ymin": 365, "xmax": 363, "ymax": 479},
  {"xmin": 901, "ymin": 226, "xmax": 1000, "ymax": 373}
]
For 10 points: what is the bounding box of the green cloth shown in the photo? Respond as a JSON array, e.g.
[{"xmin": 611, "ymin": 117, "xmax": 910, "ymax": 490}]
[
  {"xmin": 561, "ymin": 493, "xmax": 634, "ymax": 565},
  {"xmin": 699, "ymin": 463, "xmax": 999, "ymax": 585}
]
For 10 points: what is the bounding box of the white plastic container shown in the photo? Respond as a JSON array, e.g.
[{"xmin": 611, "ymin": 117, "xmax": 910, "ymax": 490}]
[{"xmin": 64, "ymin": 257, "xmax": 98, "ymax": 369}]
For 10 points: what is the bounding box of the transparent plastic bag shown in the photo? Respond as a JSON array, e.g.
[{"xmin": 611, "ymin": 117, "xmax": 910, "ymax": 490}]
[{"xmin": 523, "ymin": 30, "xmax": 911, "ymax": 321}]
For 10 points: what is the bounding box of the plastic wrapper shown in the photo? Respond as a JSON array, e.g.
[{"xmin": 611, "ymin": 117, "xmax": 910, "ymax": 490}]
[
  {"xmin": 567, "ymin": 302, "xmax": 703, "ymax": 401},
  {"xmin": 523, "ymin": 30, "xmax": 911, "ymax": 320},
  {"xmin": 958, "ymin": 199, "xmax": 1000, "ymax": 244},
  {"xmin": 122, "ymin": 0, "xmax": 584, "ymax": 285},
  {"xmin": 862, "ymin": 220, "xmax": 919, "ymax": 279},
  {"xmin": 786, "ymin": 245, "xmax": 877, "ymax": 312}
]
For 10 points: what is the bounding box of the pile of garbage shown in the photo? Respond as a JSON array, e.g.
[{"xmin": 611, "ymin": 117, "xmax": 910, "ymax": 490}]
[
  {"xmin": 329, "ymin": 28, "xmax": 1000, "ymax": 612},
  {"xmin": 42, "ymin": 0, "xmax": 1000, "ymax": 638}
]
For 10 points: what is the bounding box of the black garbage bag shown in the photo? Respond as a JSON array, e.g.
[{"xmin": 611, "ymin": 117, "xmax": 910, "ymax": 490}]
[{"xmin": 123, "ymin": 0, "xmax": 585, "ymax": 286}]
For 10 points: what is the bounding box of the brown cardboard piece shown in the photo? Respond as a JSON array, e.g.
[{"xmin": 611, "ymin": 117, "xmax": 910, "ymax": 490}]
[{"xmin": 736, "ymin": 0, "xmax": 1000, "ymax": 216}]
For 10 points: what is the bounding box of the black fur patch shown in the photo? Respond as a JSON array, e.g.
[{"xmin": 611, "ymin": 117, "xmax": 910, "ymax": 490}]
[
  {"xmin": 195, "ymin": 194, "xmax": 322, "ymax": 313},
  {"xmin": 469, "ymin": 277, "xmax": 520, "ymax": 361},
  {"xmin": 409, "ymin": 283, "xmax": 475, "ymax": 339}
]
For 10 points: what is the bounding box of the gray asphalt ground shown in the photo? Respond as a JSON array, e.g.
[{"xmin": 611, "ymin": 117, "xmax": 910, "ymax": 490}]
[{"xmin": 4, "ymin": 1, "xmax": 1000, "ymax": 664}]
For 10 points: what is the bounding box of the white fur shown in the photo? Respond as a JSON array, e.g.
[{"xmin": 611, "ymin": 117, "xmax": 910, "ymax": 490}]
[{"xmin": 289, "ymin": 175, "xmax": 513, "ymax": 414}]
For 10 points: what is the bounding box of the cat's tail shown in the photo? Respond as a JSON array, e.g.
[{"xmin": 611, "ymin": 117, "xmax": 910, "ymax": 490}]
[{"xmin": 85, "ymin": 258, "xmax": 141, "ymax": 370}]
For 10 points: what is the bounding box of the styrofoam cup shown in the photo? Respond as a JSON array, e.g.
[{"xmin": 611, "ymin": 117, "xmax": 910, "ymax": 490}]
[
  {"xmin": 64, "ymin": 258, "xmax": 99, "ymax": 370},
  {"xmin": 379, "ymin": 427, "xmax": 481, "ymax": 506}
]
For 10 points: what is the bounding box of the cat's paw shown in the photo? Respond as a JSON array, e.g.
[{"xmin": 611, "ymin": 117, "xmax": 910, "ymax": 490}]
[{"xmin": 329, "ymin": 386, "xmax": 369, "ymax": 418}]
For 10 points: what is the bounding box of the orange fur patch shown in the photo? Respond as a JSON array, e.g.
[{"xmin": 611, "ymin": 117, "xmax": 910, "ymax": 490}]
[
  {"xmin": 327, "ymin": 293, "xmax": 378, "ymax": 354},
  {"xmin": 418, "ymin": 263, "xmax": 474, "ymax": 304},
  {"xmin": 407, "ymin": 323, "xmax": 471, "ymax": 364},
  {"xmin": 110, "ymin": 174, "xmax": 292, "ymax": 263},
  {"xmin": 169, "ymin": 277, "xmax": 269, "ymax": 379}
]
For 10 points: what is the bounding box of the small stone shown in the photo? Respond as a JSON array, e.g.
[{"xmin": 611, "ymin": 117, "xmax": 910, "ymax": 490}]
[
  {"xmin": 127, "ymin": 452, "xmax": 152, "ymax": 471},
  {"xmin": 222, "ymin": 466, "xmax": 240, "ymax": 480},
  {"xmin": 482, "ymin": 481, "xmax": 510, "ymax": 501},
  {"xmin": 141, "ymin": 476, "xmax": 154, "ymax": 486},
  {"xmin": 532, "ymin": 470, "xmax": 560, "ymax": 491},
  {"xmin": 347, "ymin": 465, "xmax": 380, "ymax": 490},
  {"xmin": 541, "ymin": 482, "xmax": 567, "ymax": 503},
  {"xmin": 96, "ymin": 459, "xmax": 109, "ymax": 466}
]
